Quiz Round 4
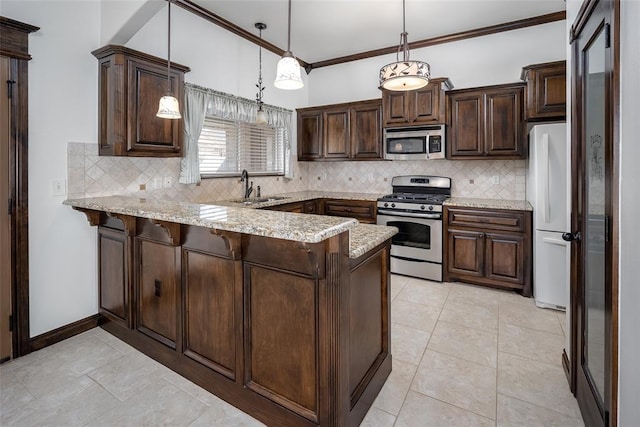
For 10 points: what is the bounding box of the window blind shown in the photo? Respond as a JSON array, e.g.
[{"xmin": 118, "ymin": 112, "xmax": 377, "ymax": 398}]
[{"xmin": 198, "ymin": 117, "xmax": 285, "ymax": 177}]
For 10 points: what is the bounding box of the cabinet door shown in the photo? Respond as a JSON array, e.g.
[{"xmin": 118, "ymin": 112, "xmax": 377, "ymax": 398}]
[
  {"xmin": 268, "ymin": 201, "xmax": 305, "ymax": 213},
  {"xmin": 127, "ymin": 59, "xmax": 183, "ymax": 155},
  {"xmin": 323, "ymin": 109, "xmax": 350, "ymax": 159},
  {"xmin": 137, "ymin": 239, "xmax": 179, "ymax": 348},
  {"xmin": 98, "ymin": 226, "xmax": 129, "ymax": 327},
  {"xmin": 484, "ymin": 232, "xmax": 525, "ymax": 285},
  {"xmin": 304, "ymin": 200, "xmax": 318, "ymax": 214},
  {"xmin": 183, "ymin": 249, "xmax": 237, "ymax": 379},
  {"xmin": 297, "ymin": 110, "xmax": 323, "ymax": 160},
  {"xmin": 411, "ymin": 85, "xmax": 441, "ymax": 124},
  {"xmin": 323, "ymin": 199, "xmax": 376, "ymax": 223},
  {"xmin": 447, "ymin": 229, "xmax": 484, "ymax": 277},
  {"xmin": 382, "ymin": 90, "xmax": 410, "ymax": 126},
  {"xmin": 448, "ymin": 92, "xmax": 484, "ymax": 157},
  {"xmin": 484, "ymin": 86, "xmax": 524, "ymax": 157},
  {"xmin": 351, "ymin": 101, "xmax": 382, "ymax": 159},
  {"xmin": 524, "ymin": 61, "xmax": 566, "ymax": 120}
]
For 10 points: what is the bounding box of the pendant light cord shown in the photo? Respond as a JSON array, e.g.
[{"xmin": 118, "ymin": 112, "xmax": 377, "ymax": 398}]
[
  {"xmin": 397, "ymin": 0, "xmax": 409, "ymax": 62},
  {"xmin": 287, "ymin": 0, "xmax": 292, "ymax": 52},
  {"xmin": 166, "ymin": 0, "xmax": 172, "ymax": 93}
]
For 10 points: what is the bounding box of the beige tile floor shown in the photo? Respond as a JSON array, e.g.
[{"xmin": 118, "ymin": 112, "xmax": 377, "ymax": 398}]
[{"xmin": 0, "ymin": 275, "xmax": 584, "ymax": 426}]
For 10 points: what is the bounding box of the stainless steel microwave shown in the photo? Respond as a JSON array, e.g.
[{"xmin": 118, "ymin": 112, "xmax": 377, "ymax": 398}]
[{"xmin": 383, "ymin": 125, "xmax": 446, "ymax": 160}]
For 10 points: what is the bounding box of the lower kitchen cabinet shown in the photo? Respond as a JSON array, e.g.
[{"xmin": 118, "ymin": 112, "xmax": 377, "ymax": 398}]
[
  {"xmin": 98, "ymin": 224, "xmax": 130, "ymax": 328},
  {"xmin": 444, "ymin": 206, "xmax": 532, "ymax": 296},
  {"xmin": 321, "ymin": 199, "xmax": 377, "ymax": 224},
  {"xmin": 268, "ymin": 200, "xmax": 307, "ymax": 213}
]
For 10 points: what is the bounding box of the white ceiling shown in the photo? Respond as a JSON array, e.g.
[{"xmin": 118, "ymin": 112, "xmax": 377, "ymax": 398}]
[{"xmin": 190, "ymin": 0, "xmax": 566, "ymax": 64}]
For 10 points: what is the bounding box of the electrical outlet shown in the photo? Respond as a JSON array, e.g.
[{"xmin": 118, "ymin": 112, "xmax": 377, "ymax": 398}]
[
  {"xmin": 153, "ymin": 177, "xmax": 163, "ymax": 189},
  {"xmin": 492, "ymin": 175, "xmax": 500, "ymax": 185},
  {"xmin": 50, "ymin": 179, "xmax": 66, "ymax": 196},
  {"xmin": 163, "ymin": 176, "xmax": 173, "ymax": 188}
]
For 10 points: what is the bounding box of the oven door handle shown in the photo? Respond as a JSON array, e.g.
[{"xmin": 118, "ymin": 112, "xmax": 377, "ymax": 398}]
[{"xmin": 377, "ymin": 209, "xmax": 442, "ymax": 220}]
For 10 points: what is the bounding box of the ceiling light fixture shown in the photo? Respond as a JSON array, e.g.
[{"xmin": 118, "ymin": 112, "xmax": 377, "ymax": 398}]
[
  {"xmin": 156, "ymin": 0, "xmax": 181, "ymax": 119},
  {"xmin": 255, "ymin": 22, "xmax": 268, "ymax": 124},
  {"xmin": 379, "ymin": 0, "xmax": 430, "ymax": 91},
  {"xmin": 274, "ymin": 0, "xmax": 303, "ymax": 90}
]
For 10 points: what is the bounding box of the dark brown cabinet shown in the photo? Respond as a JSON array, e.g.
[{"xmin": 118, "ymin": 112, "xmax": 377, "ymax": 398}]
[
  {"xmin": 297, "ymin": 99, "xmax": 382, "ymax": 161},
  {"xmin": 521, "ymin": 60, "xmax": 566, "ymax": 121},
  {"xmin": 135, "ymin": 219, "xmax": 181, "ymax": 349},
  {"xmin": 444, "ymin": 206, "xmax": 532, "ymax": 296},
  {"xmin": 98, "ymin": 225, "xmax": 130, "ymax": 328},
  {"xmin": 321, "ymin": 199, "xmax": 377, "ymax": 224},
  {"xmin": 92, "ymin": 45, "xmax": 190, "ymax": 157},
  {"xmin": 382, "ymin": 77, "xmax": 453, "ymax": 127},
  {"xmin": 447, "ymin": 83, "xmax": 526, "ymax": 159}
]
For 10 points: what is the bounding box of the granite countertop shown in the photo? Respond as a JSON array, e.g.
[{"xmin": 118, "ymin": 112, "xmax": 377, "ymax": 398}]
[
  {"xmin": 64, "ymin": 195, "xmax": 398, "ymax": 257},
  {"xmin": 444, "ymin": 197, "xmax": 533, "ymax": 211}
]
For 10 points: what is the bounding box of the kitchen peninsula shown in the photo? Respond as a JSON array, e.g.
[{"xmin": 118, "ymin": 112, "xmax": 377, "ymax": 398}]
[{"xmin": 63, "ymin": 195, "xmax": 397, "ymax": 427}]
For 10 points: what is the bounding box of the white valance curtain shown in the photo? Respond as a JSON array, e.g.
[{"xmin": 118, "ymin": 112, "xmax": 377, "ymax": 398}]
[{"xmin": 179, "ymin": 83, "xmax": 294, "ymax": 184}]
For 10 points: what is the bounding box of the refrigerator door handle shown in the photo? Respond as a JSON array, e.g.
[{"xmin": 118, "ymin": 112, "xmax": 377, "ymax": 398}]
[
  {"xmin": 542, "ymin": 237, "xmax": 569, "ymax": 246},
  {"xmin": 541, "ymin": 133, "xmax": 550, "ymax": 224}
]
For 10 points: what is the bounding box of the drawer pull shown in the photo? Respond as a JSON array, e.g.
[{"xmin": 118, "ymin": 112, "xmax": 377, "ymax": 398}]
[{"xmin": 154, "ymin": 279, "xmax": 162, "ymax": 297}]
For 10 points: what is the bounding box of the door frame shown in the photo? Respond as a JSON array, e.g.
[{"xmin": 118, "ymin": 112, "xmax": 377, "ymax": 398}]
[
  {"xmin": 0, "ymin": 17, "xmax": 39, "ymax": 359},
  {"xmin": 569, "ymin": 0, "xmax": 620, "ymax": 425}
]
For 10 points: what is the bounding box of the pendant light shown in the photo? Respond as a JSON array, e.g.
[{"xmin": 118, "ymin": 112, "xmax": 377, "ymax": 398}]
[
  {"xmin": 379, "ymin": 0, "xmax": 430, "ymax": 91},
  {"xmin": 156, "ymin": 0, "xmax": 181, "ymax": 119},
  {"xmin": 255, "ymin": 23, "xmax": 268, "ymax": 124},
  {"xmin": 274, "ymin": 0, "xmax": 303, "ymax": 90}
]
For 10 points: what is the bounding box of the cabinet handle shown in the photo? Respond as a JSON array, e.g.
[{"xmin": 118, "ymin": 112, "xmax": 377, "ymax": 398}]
[{"xmin": 154, "ymin": 279, "xmax": 162, "ymax": 297}]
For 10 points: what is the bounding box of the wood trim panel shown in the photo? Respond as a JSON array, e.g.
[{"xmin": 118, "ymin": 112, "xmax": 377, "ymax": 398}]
[
  {"xmin": 309, "ymin": 11, "xmax": 566, "ymax": 70},
  {"xmin": 30, "ymin": 314, "xmax": 101, "ymax": 352},
  {"xmin": 0, "ymin": 17, "xmax": 39, "ymax": 60}
]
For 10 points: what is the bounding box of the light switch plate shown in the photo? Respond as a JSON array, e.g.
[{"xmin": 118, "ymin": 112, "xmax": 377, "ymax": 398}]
[{"xmin": 50, "ymin": 179, "xmax": 66, "ymax": 196}]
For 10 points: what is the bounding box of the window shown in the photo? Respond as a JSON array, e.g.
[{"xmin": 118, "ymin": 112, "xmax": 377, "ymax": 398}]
[{"xmin": 198, "ymin": 116, "xmax": 285, "ymax": 177}]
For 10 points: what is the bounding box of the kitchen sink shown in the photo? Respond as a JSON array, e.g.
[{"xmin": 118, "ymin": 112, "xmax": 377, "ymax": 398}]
[{"xmin": 230, "ymin": 196, "xmax": 289, "ymax": 205}]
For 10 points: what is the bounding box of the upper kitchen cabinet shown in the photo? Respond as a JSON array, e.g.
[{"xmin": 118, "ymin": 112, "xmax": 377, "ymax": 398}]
[
  {"xmin": 92, "ymin": 45, "xmax": 190, "ymax": 157},
  {"xmin": 297, "ymin": 99, "xmax": 383, "ymax": 161},
  {"xmin": 447, "ymin": 83, "xmax": 526, "ymax": 159},
  {"xmin": 521, "ymin": 60, "xmax": 566, "ymax": 121},
  {"xmin": 382, "ymin": 77, "xmax": 453, "ymax": 127}
]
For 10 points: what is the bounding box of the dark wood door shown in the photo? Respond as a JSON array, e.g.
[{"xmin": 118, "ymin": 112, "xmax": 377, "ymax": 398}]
[
  {"xmin": 323, "ymin": 109, "xmax": 350, "ymax": 159},
  {"xmin": 137, "ymin": 239, "xmax": 179, "ymax": 348},
  {"xmin": 127, "ymin": 59, "xmax": 182, "ymax": 155},
  {"xmin": 447, "ymin": 229, "xmax": 484, "ymax": 277},
  {"xmin": 484, "ymin": 232, "xmax": 524, "ymax": 285},
  {"xmin": 524, "ymin": 61, "xmax": 567, "ymax": 120},
  {"xmin": 98, "ymin": 227, "xmax": 129, "ymax": 327},
  {"xmin": 570, "ymin": 1, "xmax": 616, "ymax": 425},
  {"xmin": 411, "ymin": 85, "xmax": 438, "ymax": 124},
  {"xmin": 381, "ymin": 90, "xmax": 410, "ymax": 126},
  {"xmin": 484, "ymin": 86, "xmax": 524, "ymax": 157},
  {"xmin": 350, "ymin": 101, "xmax": 382, "ymax": 159},
  {"xmin": 448, "ymin": 92, "xmax": 484, "ymax": 157},
  {"xmin": 297, "ymin": 110, "xmax": 322, "ymax": 160}
]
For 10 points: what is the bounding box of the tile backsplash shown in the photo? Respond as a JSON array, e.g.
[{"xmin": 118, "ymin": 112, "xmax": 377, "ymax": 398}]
[{"xmin": 68, "ymin": 143, "xmax": 525, "ymax": 201}]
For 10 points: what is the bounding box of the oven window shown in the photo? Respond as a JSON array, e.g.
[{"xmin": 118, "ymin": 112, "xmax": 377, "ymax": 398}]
[
  {"xmin": 388, "ymin": 221, "xmax": 431, "ymax": 249},
  {"xmin": 386, "ymin": 137, "xmax": 425, "ymax": 154}
]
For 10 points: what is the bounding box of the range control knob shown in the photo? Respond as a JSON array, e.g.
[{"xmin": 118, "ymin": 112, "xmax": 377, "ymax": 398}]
[
  {"xmin": 420, "ymin": 205, "xmax": 426, "ymax": 210},
  {"xmin": 383, "ymin": 202, "xmax": 389, "ymax": 208},
  {"xmin": 391, "ymin": 203, "xmax": 396, "ymax": 208},
  {"xmin": 428, "ymin": 205, "xmax": 434, "ymax": 211}
]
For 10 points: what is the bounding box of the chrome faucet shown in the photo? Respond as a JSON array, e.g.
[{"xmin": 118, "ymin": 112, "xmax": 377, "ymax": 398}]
[{"xmin": 240, "ymin": 169, "xmax": 252, "ymax": 199}]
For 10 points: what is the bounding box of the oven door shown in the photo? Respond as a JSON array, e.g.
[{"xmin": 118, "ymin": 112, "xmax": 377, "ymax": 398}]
[{"xmin": 377, "ymin": 212, "xmax": 442, "ymax": 263}]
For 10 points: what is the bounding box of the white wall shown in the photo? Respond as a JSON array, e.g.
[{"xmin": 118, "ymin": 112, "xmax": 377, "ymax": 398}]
[
  {"xmin": 617, "ymin": 1, "xmax": 640, "ymax": 424},
  {"xmin": 307, "ymin": 20, "xmax": 567, "ymax": 106},
  {"xmin": 0, "ymin": 1, "xmax": 101, "ymax": 336}
]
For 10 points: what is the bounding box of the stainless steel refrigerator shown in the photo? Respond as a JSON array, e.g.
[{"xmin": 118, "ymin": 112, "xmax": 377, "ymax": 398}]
[{"xmin": 526, "ymin": 123, "xmax": 571, "ymax": 310}]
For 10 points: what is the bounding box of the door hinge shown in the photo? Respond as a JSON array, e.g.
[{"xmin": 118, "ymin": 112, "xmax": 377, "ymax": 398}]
[
  {"xmin": 6, "ymin": 80, "xmax": 15, "ymax": 99},
  {"xmin": 605, "ymin": 215, "xmax": 610, "ymax": 243},
  {"xmin": 605, "ymin": 410, "xmax": 610, "ymax": 427},
  {"xmin": 9, "ymin": 314, "xmax": 14, "ymax": 332},
  {"xmin": 8, "ymin": 198, "xmax": 12, "ymax": 215},
  {"xmin": 605, "ymin": 23, "xmax": 611, "ymax": 48}
]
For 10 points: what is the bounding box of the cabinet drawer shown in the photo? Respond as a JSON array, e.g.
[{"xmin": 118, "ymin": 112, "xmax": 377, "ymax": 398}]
[
  {"xmin": 323, "ymin": 200, "xmax": 376, "ymax": 222},
  {"xmin": 447, "ymin": 208, "xmax": 526, "ymax": 232}
]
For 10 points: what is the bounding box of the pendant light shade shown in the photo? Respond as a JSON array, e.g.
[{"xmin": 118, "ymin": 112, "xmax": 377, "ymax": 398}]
[
  {"xmin": 274, "ymin": 0, "xmax": 303, "ymax": 90},
  {"xmin": 157, "ymin": 0, "xmax": 181, "ymax": 119},
  {"xmin": 379, "ymin": 0, "xmax": 430, "ymax": 91}
]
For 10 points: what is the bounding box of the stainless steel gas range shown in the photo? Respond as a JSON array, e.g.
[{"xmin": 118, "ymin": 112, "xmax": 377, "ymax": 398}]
[{"xmin": 376, "ymin": 175, "xmax": 451, "ymax": 282}]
